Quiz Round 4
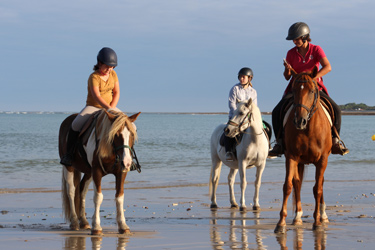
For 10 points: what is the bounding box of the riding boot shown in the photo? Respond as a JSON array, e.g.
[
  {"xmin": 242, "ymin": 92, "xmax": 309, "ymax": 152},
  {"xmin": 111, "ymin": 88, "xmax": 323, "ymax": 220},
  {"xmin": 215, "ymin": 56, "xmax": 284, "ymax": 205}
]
[
  {"xmin": 331, "ymin": 137, "xmax": 349, "ymax": 156},
  {"xmin": 269, "ymin": 139, "xmax": 284, "ymax": 157},
  {"xmin": 224, "ymin": 135, "xmax": 236, "ymax": 162},
  {"xmin": 60, "ymin": 128, "xmax": 80, "ymax": 166}
]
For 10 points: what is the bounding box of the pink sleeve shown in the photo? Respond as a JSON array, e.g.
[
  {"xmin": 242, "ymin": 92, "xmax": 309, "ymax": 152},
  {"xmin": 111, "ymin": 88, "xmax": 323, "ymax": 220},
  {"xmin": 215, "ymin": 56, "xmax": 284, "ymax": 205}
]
[{"xmin": 314, "ymin": 45, "xmax": 326, "ymax": 62}]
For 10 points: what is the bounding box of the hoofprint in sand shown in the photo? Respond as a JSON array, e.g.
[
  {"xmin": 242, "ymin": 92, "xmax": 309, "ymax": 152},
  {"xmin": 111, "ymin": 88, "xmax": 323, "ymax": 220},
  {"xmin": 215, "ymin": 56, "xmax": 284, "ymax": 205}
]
[{"xmin": 1, "ymin": 179, "xmax": 375, "ymax": 249}]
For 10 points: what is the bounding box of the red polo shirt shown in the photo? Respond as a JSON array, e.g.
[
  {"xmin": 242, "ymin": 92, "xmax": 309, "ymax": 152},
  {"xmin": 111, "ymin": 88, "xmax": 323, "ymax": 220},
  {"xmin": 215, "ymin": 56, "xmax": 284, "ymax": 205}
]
[{"xmin": 284, "ymin": 43, "xmax": 329, "ymax": 95}]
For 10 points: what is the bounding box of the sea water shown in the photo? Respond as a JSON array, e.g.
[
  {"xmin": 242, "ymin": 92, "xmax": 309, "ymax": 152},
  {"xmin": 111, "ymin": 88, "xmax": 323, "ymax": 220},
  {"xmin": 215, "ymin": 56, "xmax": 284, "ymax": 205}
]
[{"xmin": 0, "ymin": 112, "xmax": 374, "ymax": 191}]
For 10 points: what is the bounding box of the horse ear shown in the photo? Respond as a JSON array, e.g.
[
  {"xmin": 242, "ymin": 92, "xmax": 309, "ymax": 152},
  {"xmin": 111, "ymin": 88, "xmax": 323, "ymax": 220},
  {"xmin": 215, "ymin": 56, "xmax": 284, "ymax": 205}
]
[
  {"xmin": 311, "ymin": 66, "xmax": 318, "ymax": 79},
  {"xmin": 104, "ymin": 110, "xmax": 117, "ymax": 121},
  {"xmin": 246, "ymin": 98, "xmax": 253, "ymax": 107},
  {"xmin": 128, "ymin": 112, "xmax": 141, "ymax": 122}
]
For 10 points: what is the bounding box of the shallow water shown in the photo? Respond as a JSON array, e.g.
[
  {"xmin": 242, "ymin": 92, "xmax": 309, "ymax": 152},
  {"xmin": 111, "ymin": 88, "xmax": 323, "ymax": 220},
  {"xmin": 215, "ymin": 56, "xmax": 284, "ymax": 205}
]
[{"xmin": 0, "ymin": 113, "xmax": 374, "ymax": 190}]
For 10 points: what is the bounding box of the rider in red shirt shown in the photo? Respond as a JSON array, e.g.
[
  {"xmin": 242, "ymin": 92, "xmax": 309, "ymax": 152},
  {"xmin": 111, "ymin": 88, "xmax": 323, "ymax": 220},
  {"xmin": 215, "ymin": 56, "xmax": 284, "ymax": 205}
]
[{"xmin": 269, "ymin": 22, "xmax": 349, "ymax": 157}]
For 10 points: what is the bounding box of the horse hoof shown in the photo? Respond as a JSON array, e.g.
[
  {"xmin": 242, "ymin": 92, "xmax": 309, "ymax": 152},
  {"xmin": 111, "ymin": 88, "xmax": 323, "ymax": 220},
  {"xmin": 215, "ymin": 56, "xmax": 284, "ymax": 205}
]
[
  {"xmin": 321, "ymin": 218, "xmax": 330, "ymax": 224},
  {"xmin": 118, "ymin": 229, "xmax": 131, "ymax": 234},
  {"xmin": 210, "ymin": 204, "xmax": 218, "ymax": 210},
  {"xmin": 253, "ymin": 205, "xmax": 260, "ymax": 211},
  {"xmin": 239, "ymin": 206, "xmax": 247, "ymax": 212},
  {"xmin": 91, "ymin": 230, "xmax": 103, "ymax": 235},
  {"xmin": 274, "ymin": 225, "xmax": 286, "ymax": 234},
  {"xmin": 292, "ymin": 219, "xmax": 303, "ymax": 226},
  {"xmin": 70, "ymin": 224, "xmax": 79, "ymax": 231},
  {"xmin": 231, "ymin": 204, "xmax": 239, "ymax": 209},
  {"xmin": 80, "ymin": 224, "xmax": 91, "ymax": 230}
]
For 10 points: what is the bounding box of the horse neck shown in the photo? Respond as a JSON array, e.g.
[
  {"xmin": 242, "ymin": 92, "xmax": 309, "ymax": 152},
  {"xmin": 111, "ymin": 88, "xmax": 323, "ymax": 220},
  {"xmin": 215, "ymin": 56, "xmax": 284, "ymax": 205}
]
[{"xmin": 247, "ymin": 106, "xmax": 263, "ymax": 135}]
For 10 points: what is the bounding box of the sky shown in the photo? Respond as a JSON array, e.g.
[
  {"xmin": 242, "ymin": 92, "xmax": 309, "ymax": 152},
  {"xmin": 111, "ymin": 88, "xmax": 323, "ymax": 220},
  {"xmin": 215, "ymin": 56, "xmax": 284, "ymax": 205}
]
[{"xmin": 1, "ymin": 0, "xmax": 374, "ymax": 113}]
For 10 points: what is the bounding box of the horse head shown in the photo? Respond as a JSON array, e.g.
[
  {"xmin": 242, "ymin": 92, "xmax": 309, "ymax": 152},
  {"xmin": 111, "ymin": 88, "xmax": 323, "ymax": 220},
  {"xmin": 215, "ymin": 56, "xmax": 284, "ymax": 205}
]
[
  {"xmin": 291, "ymin": 66, "xmax": 319, "ymax": 130},
  {"xmin": 96, "ymin": 110, "xmax": 140, "ymax": 173},
  {"xmin": 225, "ymin": 98, "xmax": 253, "ymax": 137}
]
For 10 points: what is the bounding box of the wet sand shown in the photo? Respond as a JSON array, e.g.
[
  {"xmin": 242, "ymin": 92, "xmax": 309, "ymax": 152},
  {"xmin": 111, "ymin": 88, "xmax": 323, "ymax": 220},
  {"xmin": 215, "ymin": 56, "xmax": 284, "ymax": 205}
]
[{"xmin": 1, "ymin": 179, "xmax": 375, "ymax": 249}]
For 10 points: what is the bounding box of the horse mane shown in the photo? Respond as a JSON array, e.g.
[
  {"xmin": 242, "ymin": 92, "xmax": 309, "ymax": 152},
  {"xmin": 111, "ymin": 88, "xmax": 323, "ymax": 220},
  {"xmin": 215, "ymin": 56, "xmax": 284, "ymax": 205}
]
[
  {"xmin": 292, "ymin": 68, "xmax": 319, "ymax": 90},
  {"xmin": 96, "ymin": 109, "xmax": 137, "ymax": 158}
]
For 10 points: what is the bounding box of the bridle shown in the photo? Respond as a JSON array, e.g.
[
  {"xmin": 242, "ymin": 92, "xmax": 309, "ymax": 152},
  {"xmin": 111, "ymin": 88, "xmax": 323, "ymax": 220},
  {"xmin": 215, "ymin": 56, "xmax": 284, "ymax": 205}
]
[
  {"xmin": 227, "ymin": 111, "xmax": 253, "ymax": 134},
  {"xmin": 95, "ymin": 123, "xmax": 141, "ymax": 175},
  {"xmin": 113, "ymin": 143, "xmax": 141, "ymax": 173},
  {"xmin": 292, "ymin": 76, "xmax": 319, "ymax": 121}
]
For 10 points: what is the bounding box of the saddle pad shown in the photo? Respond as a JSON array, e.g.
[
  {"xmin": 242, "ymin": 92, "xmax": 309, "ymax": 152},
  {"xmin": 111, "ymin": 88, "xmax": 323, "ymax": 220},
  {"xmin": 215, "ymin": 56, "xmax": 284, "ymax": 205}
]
[{"xmin": 283, "ymin": 103, "xmax": 332, "ymax": 127}]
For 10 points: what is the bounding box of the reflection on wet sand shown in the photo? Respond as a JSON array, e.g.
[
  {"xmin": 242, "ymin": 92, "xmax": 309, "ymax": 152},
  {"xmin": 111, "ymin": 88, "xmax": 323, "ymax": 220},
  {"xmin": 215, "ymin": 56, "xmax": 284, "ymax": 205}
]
[
  {"xmin": 210, "ymin": 210, "xmax": 265, "ymax": 249},
  {"xmin": 276, "ymin": 227, "xmax": 327, "ymax": 250},
  {"xmin": 63, "ymin": 235, "xmax": 129, "ymax": 250},
  {"xmin": 210, "ymin": 209, "xmax": 327, "ymax": 250}
]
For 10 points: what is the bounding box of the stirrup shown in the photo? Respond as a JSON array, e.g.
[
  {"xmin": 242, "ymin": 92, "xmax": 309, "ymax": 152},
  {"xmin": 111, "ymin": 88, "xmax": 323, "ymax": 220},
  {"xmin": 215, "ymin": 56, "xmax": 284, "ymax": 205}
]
[
  {"xmin": 225, "ymin": 152, "xmax": 235, "ymax": 162},
  {"xmin": 332, "ymin": 140, "xmax": 349, "ymax": 156}
]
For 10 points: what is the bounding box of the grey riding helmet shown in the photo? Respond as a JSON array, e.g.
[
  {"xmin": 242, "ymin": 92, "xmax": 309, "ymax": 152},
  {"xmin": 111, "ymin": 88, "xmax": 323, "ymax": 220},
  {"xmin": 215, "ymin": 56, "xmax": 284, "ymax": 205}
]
[
  {"xmin": 286, "ymin": 22, "xmax": 310, "ymax": 40},
  {"xmin": 97, "ymin": 47, "xmax": 118, "ymax": 67},
  {"xmin": 238, "ymin": 67, "xmax": 253, "ymax": 79}
]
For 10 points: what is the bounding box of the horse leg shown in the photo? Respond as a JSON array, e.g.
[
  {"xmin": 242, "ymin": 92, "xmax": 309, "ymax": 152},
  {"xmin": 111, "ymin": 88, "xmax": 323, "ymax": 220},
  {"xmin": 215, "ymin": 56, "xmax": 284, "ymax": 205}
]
[
  {"xmin": 115, "ymin": 172, "xmax": 130, "ymax": 234},
  {"xmin": 209, "ymin": 156, "xmax": 222, "ymax": 209},
  {"xmin": 253, "ymin": 161, "xmax": 266, "ymax": 211},
  {"xmin": 275, "ymin": 159, "xmax": 297, "ymax": 234},
  {"xmin": 228, "ymin": 168, "xmax": 239, "ymax": 208},
  {"xmin": 63, "ymin": 167, "xmax": 80, "ymax": 230},
  {"xmin": 79, "ymin": 173, "xmax": 92, "ymax": 229},
  {"xmin": 91, "ymin": 174, "xmax": 104, "ymax": 235},
  {"xmin": 320, "ymin": 191, "xmax": 329, "ymax": 223},
  {"xmin": 292, "ymin": 164, "xmax": 304, "ymax": 226},
  {"xmin": 312, "ymin": 159, "xmax": 328, "ymax": 230},
  {"xmin": 238, "ymin": 161, "xmax": 247, "ymax": 211}
]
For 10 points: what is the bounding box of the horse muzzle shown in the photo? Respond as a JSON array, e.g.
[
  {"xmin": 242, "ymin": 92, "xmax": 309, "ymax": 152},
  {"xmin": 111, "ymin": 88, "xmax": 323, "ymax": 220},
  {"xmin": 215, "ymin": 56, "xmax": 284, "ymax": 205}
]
[
  {"xmin": 224, "ymin": 126, "xmax": 238, "ymax": 138},
  {"xmin": 293, "ymin": 116, "xmax": 308, "ymax": 130}
]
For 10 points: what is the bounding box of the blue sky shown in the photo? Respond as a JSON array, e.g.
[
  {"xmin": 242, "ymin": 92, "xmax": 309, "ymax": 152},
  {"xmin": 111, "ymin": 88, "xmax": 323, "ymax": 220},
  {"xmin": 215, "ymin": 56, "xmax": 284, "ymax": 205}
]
[{"xmin": 1, "ymin": 0, "xmax": 374, "ymax": 112}]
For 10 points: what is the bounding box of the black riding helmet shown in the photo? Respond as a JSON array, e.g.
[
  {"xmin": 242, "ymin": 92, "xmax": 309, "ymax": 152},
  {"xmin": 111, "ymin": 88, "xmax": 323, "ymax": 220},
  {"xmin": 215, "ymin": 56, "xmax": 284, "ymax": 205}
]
[
  {"xmin": 286, "ymin": 22, "xmax": 310, "ymax": 40},
  {"xmin": 97, "ymin": 47, "xmax": 118, "ymax": 67},
  {"xmin": 238, "ymin": 67, "xmax": 253, "ymax": 79}
]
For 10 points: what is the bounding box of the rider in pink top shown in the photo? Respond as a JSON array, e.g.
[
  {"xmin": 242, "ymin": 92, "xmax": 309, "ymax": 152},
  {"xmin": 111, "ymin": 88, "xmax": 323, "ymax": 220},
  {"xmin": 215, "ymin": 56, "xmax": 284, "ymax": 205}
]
[
  {"xmin": 284, "ymin": 43, "xmax": 328, "ymax": 95},
  {"xmin": 269, "ymin": 22, "xmax": 349, "ymax": 157}
]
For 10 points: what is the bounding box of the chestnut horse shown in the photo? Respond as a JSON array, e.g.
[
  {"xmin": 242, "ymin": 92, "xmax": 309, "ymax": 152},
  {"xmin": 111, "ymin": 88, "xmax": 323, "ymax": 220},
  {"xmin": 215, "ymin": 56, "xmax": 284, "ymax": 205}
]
[
  {"xmin": 210, "ymin": 98, "xmax": 268, "ymax": 211},
  {"xmin": 59, "ymin": 109, "xmax": 140, "ymax": 235},
  {"xmin": 274, "ymin": 67, "xmax": 331, "ymax": 233}
]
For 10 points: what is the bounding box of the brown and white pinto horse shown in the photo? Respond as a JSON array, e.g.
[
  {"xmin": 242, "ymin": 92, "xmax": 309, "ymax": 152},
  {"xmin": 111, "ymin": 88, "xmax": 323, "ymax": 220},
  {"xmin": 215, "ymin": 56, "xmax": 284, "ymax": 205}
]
[
  {"xmin": 59, "ymin": 109, "xmax": 140, "ymax": 235},
  {"xmin": 275, "ymin": 67, "xmax": 331, "ymax": 233}
]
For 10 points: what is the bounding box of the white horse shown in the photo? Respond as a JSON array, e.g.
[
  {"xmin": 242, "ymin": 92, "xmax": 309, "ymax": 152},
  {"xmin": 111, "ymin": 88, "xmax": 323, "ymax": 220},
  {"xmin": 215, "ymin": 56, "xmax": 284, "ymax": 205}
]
[{"xmin": 209, "ymin": 98, "xmax": 268, "ymax": 211}]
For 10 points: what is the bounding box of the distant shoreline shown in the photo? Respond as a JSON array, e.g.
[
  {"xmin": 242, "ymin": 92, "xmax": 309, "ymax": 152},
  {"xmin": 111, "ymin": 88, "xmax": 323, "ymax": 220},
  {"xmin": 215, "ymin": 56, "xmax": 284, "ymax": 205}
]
[{"xmin": 1, "ymin": 111, "xmax": 375, "ymax": 115}]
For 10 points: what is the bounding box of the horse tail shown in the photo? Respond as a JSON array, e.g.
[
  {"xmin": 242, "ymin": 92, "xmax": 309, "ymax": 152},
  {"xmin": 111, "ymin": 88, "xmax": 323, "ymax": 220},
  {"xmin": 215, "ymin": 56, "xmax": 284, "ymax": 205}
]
[{"xmin": 61, "ymin": 168, "xmax": 81, "ymax": 221}]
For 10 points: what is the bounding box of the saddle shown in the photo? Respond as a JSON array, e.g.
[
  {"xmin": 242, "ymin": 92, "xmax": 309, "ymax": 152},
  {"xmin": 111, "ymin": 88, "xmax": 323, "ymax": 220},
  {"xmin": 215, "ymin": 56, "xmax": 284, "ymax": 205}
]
[
  {"xmin": 76, "ymin": 111, "xmax": 101, "ymax": 168},
  {"xmin": 219, "ymin": 121, "xmax": 273, "ymax": 152}
]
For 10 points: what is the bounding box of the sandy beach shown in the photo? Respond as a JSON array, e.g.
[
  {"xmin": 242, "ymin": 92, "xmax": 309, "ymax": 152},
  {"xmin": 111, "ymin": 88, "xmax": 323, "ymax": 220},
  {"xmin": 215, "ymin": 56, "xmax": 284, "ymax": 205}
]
[{"xmin": 1, "ymin": 177, "xmax": 375, "ymax": 250}]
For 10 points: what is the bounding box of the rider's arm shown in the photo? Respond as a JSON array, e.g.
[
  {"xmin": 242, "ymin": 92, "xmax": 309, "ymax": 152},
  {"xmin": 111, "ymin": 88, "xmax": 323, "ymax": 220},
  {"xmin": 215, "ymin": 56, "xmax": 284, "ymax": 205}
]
[
  {"xmin": 110, "ymin": 81, "xmax": 120, "ymax": 109},
  {"xmin": 314, "ymin": 57, "xmax": 332, "ymax": 81},
  {"xmin": 89, "ymin": 85, "xmax": 111, "ymax": 110}
]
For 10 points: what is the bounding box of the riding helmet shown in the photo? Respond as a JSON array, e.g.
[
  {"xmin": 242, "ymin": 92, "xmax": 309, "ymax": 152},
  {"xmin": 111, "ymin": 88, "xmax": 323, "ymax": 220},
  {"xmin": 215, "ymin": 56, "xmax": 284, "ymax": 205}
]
[
  {"xmin": 97, "ymin": 47, "xmax": 118, "ymax": 67},
  {"xmin": 286, "ymin": 22, "xmax": 310, "ymax": 40},
  {"xmin": 238, "ymin": 67, "xmax": 253, "ymax": 79}
]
